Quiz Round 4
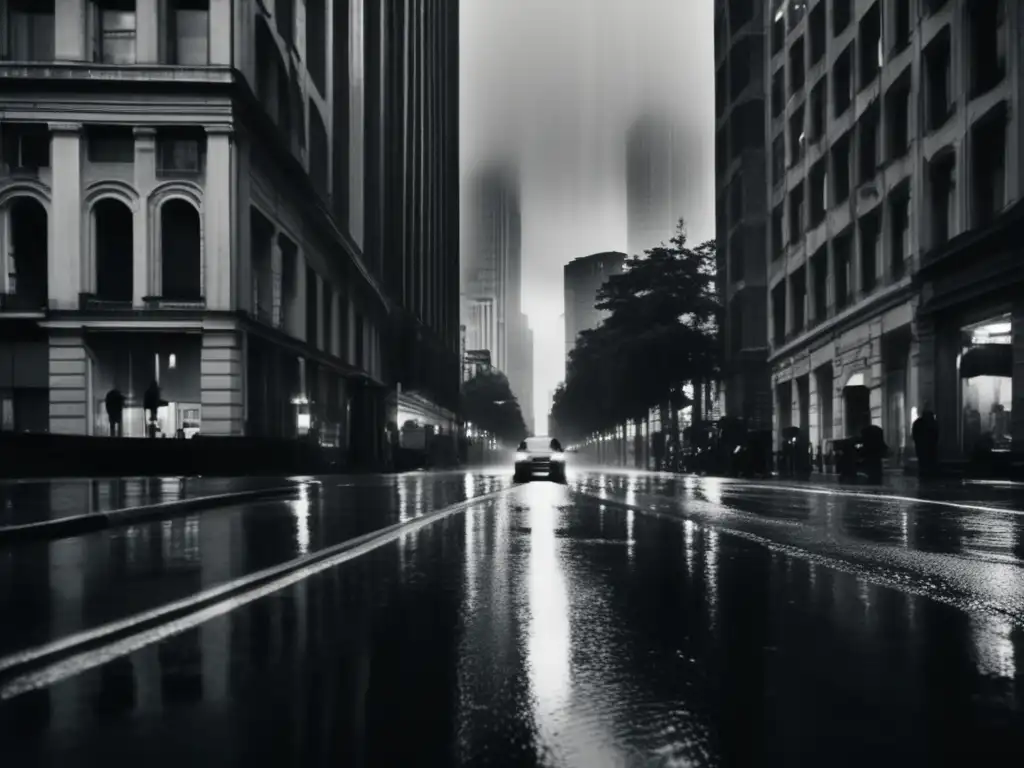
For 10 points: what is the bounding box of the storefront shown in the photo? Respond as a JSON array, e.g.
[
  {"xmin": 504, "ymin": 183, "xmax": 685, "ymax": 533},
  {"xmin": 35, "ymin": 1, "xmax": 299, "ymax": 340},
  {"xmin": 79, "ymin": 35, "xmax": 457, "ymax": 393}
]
[
  {"xmin": 958, "ymin": 315, "xmax": 1013, "ymax": 455},
  {"xmin": 916, "ymin": 199, "xmax": 1024, "ymax": 465}
]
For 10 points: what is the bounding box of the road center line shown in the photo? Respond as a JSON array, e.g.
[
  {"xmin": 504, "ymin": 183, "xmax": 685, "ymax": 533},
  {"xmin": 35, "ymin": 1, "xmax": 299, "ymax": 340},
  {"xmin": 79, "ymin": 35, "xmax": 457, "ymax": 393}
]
[{"xmin": 0, "ymin": 486, "xmax": 517, "ymax": 701}]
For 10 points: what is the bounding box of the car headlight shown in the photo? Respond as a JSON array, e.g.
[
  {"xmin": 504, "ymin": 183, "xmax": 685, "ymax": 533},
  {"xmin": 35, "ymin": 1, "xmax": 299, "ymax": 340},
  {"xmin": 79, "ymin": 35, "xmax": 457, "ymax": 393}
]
[
  {"xmin": 515, "ymin": 452, "xmax": 527, "ymax": 461},
  {"xmin": 551, "ymin": 452, "xmax": 565, "ymax": 461}
]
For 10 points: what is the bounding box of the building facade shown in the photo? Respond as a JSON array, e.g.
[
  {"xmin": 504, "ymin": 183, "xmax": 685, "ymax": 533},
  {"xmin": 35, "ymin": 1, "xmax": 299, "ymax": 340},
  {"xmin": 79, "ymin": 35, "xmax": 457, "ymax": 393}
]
[
  {"xmin": 714, "ymin": 0, "xmax": 772, "ymax": 431},
  {"xmin": 0, "ymin": 0, "xmax": 458, "ymax": 465},
  {"xmin": 507, "ymin": 311, "xmax": 533, "ymax": 434},
  {"xmin": 563, "ymin": 251, "xmax": 625, "ymax": 360},
  {"xmin": 764, "ymin": 0, "xmax": 1023, "ymax": 466}
]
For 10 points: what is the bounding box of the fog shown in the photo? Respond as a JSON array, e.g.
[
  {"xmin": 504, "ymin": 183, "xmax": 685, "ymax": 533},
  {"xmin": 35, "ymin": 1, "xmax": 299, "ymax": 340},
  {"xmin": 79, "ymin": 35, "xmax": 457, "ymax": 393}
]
[{"xmin": 460, "ymin": 0, "xmax": 716, "ymax": 431}]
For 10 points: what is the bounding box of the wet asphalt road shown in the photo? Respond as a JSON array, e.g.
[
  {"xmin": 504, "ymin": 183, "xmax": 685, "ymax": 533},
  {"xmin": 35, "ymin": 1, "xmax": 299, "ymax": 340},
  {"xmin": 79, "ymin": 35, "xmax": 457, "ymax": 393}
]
[{"xmin": 1, "ymin": 469, "xmax": 1023, "ymax": 767}]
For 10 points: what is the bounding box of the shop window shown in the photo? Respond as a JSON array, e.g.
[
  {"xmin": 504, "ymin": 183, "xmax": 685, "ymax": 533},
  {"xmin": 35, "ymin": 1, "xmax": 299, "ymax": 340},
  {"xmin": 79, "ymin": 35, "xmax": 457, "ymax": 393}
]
[{"xmin": 960, "ymin": 317, "xmax": 1013, "ymax": 454}]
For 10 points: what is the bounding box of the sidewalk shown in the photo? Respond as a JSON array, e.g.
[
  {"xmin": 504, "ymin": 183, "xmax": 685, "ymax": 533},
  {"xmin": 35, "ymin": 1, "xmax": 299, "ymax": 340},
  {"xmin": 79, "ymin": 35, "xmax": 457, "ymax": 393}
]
[{"xmin": 0, "ymin": 477, "xmax": 300, "ymax": 528}]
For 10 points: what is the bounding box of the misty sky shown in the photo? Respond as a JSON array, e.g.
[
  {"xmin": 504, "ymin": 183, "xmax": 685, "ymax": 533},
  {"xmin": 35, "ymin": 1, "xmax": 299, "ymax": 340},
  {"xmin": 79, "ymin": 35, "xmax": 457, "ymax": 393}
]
[{"xmin": 460, "ymin": 0, "xmax": 715, "ymax": 433}]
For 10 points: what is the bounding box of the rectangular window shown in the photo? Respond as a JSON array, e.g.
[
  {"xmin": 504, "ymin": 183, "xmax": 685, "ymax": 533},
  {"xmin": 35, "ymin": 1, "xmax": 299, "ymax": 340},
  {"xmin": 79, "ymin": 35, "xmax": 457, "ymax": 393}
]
[
  {"xmin": 890, "ymin": 190, "xmax": 910, "ymax": 280},
  {"xmin": 87, "ymin": 127, "xmax": 134, "ymax": 163},
  {"xmin": 157, "ymin": 131, "xmax": 205, "ymax": 173},
  {"xmin": 168, "ymin": 0, "xmax": 209, "ymax": 65},
  {"xmin": 93, "ymin": 0, "xmax": 137, "ymax": 64},
  {"xmin": 1, "ymin": 124, "xmax": 50, "ymax": 171},
  {"xmin": 7, "ymin": 0, "xmax": 55, "ymax": 62}
]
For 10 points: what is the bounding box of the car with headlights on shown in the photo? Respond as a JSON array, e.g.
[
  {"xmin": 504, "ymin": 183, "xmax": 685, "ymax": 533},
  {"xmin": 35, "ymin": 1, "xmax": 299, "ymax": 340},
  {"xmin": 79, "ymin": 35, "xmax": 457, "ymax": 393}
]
[{"xmin": 513, "ymin": 436, "xmax": 567, "ymax": 483}]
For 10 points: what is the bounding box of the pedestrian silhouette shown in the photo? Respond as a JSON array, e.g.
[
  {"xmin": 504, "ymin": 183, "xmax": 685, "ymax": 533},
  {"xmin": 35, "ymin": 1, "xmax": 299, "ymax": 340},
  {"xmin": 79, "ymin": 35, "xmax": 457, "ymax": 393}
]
[
  {"xmin": 143, "ymin": 381, "xmax": 166, "ymax": 438},
  {"xmin": 912, "ymin": 405, "xmax": 939, "ymax": 479},
  {"xmin": 105, "ymin": 386, "xmax": 125, "ymax": 437}
]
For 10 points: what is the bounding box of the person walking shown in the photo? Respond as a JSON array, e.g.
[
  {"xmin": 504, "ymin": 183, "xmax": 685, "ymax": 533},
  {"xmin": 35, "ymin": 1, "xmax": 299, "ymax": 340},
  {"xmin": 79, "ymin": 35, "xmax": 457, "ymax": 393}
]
[
  {"xmin": 104, "ymin": 386, "xmax": 125, "ymax": 437},
  {"xmin": 143, "ymin": 380, "xmax": 164, "ymax": 438},
  {"xmin": 912, "ymin": 405, "xmax": 939, "ymax": 479}
]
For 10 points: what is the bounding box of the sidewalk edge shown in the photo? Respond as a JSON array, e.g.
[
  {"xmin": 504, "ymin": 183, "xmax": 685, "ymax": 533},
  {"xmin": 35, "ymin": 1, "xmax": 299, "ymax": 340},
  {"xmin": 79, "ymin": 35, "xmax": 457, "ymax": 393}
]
[{"xmin": 0, "ymin": 485, "xmax": 304, "ymax": 545}]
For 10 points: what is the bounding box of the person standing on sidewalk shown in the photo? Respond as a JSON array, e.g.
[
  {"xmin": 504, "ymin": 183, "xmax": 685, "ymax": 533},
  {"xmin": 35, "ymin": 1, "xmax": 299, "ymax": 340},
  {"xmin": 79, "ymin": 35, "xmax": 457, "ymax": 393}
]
[
  {"xmin": 912, "ymin": 405, "xmax": 939, "ymax": 479},
  {"xmin": 105, "ymin": 386, "xmax": 125, "ymax": 437}
]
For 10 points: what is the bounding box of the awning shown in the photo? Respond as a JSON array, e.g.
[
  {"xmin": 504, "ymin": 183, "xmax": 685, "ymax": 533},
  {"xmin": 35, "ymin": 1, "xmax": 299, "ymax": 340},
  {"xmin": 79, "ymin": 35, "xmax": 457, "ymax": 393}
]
[{"xmin": 960, "ymin": 344, "xmax": 1012, "ymax": 379}]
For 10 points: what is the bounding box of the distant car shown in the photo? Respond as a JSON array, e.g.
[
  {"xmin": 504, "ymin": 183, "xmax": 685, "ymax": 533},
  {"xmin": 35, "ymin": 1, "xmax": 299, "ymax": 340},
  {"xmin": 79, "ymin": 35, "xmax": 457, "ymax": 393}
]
[{"xmin": 513, "ymin": 436, "xmax": 567, "ymax": 483}]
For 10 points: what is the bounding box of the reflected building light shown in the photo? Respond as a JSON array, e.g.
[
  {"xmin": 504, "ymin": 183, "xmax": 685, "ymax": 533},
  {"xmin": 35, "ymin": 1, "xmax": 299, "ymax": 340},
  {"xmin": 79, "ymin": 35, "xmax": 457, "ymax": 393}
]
[
  {"xmin": 683, "ymin": 475, "xmax": 697, "ymax": 493},
  {"xmin": 526, "ymin": 486, "xmax": 572, "ymax": 745},
  {"xmin": 858, "ymin": 580, "xmax": 873, "ymax": 618},
  {"xmin": 465, "ymin": 506, "xmax": 478, "ymax": 614},
  {"xmin": 701, "ymin": 476, "xmax": 723, "ymax": 507},
  {"xmin": 626, "ymin": 508, "xmax": 635, "ymax": 562},
  {"xmin": 900, "ymin": 507, "xmax": 910, "ymax": 548},
  {"xmin": 970, "ymin": 615, "xmax": 1016, "ymax": 680},
  {"xmin": 415, "ymin": 474, "xmax": 425, "ymax": 517},
  {"xmin": 705, "ymin": 528, "xmax": 719, "ymax": 630},
  {"xmin": 683, "ymin": 519, "xmax": 697, "ymax": 578},
  {"xmin": 398, "ymin": 479, "xmax": 410, "ymax": 523},
  {"xmin": 293, "ymin": 493, "xmax": 311, "ymax": 556},
  {"xmin": 464, "ymin": 472, "xmax": 475, "ymax": 500}
]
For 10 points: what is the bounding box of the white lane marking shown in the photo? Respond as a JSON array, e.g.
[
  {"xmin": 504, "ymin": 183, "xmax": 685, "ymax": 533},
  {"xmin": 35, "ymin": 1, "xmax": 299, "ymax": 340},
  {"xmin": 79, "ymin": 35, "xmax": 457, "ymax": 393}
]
[{"xmin": 0, "ymin": 487, "xmax": 515, "ymax": 699}]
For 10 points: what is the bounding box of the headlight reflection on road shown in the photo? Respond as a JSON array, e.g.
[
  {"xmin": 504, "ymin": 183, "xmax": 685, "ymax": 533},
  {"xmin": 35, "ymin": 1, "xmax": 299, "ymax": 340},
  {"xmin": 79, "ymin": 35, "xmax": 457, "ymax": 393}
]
[
  {"xmin": 970, "ymin": 615, "xmax": 1016, "ymax": 680},
  {"xmin": 524, "ymin": 483, "xmax": 572, "ymax": 748},
  {"xmin": 293, "ymin": 485, "xmax": 311, "ymax": 556}
]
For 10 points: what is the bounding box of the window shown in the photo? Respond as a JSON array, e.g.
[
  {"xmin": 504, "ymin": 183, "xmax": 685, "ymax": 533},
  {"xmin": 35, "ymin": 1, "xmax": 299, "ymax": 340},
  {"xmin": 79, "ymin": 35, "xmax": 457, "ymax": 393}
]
[
  {"xmin": 729, "ymin": 231, "xmax": 744, "ymax": 283},
  {"xmin": 168, "ymin": 0, "xmax": 209, "ymax": 65},
  {"xmin": 972, "ymin": 110, "xmax": 1007, "ymax": 228},
  {"xmin": 834, "ymin": 45, "xmax": 853, "ymax": 116},
  {"xmin": 833, "ymin": 232, "xmax": 852, "ymax": 309},
  {"xmin": 92, "ymin": 0, "xmax": 137, "ymax": 65},
  {"xmin": 771, "ymin": 68, "xmax": 785, "ymax": 118},
  {"xmin": 809, "ymin": 159, "xmax": 827, "ymax": 226},
  {"xmin": 770, "ymin": 0, "xmax": 784, "ymax": 56},
  {"xmin": 789, "ymin": 38, "xmax": 805, "ymax": 94},
  {"xmin": 858, "ymin": 105, "xmax": 880, "ymax": 184},
  {"xmin": 809, "ymin": 79, "xmax": 826, "ymax": 142},
  {"xmin": 968, "ymin": 0, "xmax": 1006, "ymax": 98},
  {"xmin": 832, "ymin": 133, "xmax": 851, "ymax": 205},
  {"xmin": 789, "ymin": 183, "xmax": 805, "ymax": 243},
  {"xmin": 808, "ymin": 2, "xmax": 825, "ymax": 65},
  {"xmin": 772, "ymin": 204, "xmax": 784, "ymax": 259},
  {"xmin": 306, "ymin": 0, "xmax": 327, "ymax": 92},
  {"xmin": 729, "ymin": 175, "xmax": 743, "ymax": 221},
  {"xmin": 925, "ymin": 29, "xmax": 953, "ymax": 131},
  {"xmin": 811, "ymin": 249, "xmax": 828, "ymax": 322},
  {"xmin": 87, "ymin": 127, "xmax": 134, "ymax": 163},
  {"xmin": 157, "ymin": 135, "xmax": 204, "ymax": 173},
  {"xmin": 889, "ymin": 189, "xmax": 910, "ymax": 280},
  {"xmin": 7, "ymin": 0, "xmax": 55, "ymax": 62},
  {"xmin": 788, "ymin": 105, "xmax": 805, "ymax": 167},
  {"xmin": 306, "ymin": 266, "xmax": 319, "ymax": 346},
  {"xmin": 791, "ymin": 267, "xmax": 806, "ymax": 333},
  {"xmin": 772, "ymin": 282, "xmax": 787, "ymax": 346},
  {"xmin": 886, "ymin": 80, "xmax": 910, "ymax": 159},
  {"xmin": 892, "ymin": 0, "xmax": 911, "ymax": 54},
  {"xmin": 772, "ymin": 133, "xmax": 785, "ymax": 186},
  {"xmin": 929, "ymin": 152, "xmax": 956, "ymax": 248},
  {"xmin": 860, "ymin": 212, "xmax": 880, "ymax": 294},
  {"xmin": 833, "ymin": 0, "xmax": 852, "ymax": 35},
  {"xmin": 858, "ymin": 3, "xmax": 881, "ymax": 90},
  {"xmin": 1, "ymin": 124, "xmax": 50, "ymax": 171}
]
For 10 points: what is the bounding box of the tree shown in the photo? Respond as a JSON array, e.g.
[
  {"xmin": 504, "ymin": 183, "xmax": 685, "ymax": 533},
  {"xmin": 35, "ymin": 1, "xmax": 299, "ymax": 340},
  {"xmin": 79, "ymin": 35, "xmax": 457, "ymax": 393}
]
[
  {"xmin": 552, "ymin": 219, "xmax": 719, "ymax": 445},
  {"xmin": 461, "ymin": 370, "xmax": 528, "ymax": 444}
]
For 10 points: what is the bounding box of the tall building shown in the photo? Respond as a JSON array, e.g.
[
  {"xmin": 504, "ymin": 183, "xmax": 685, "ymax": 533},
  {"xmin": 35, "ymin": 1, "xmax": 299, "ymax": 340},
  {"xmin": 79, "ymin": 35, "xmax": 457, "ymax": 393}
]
[
  {"xmin": 764, "ymin": 0, "xmax": 1024, "ymax": 465},
  {"xmin": 626, "ymin": 115, "xmax": 683, "ymax": 259},
  {"xmin": 0, "ymin": 0, "xmax": 457, "ymax": 465},
  {"xmin": 714, "ymin": 0, "xmax": 772, "ymax": 430},
  {"xmin": 379, "ymin": 0, "xmax": 461, "ymax": 439},
  {"xmin": 462, "ymin": 164, "xmax": 520, "ymax": 372},
  {"xmin": 563, "ymin": 251, "xmax": 626, "ymax": 360}
]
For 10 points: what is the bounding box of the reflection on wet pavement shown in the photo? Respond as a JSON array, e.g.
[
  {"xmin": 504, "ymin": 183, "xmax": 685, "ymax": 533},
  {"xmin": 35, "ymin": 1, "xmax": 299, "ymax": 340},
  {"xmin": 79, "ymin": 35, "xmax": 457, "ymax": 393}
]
[
  {"xmin": 0, "ymin": 473, "xmax": 510, "ymax": 659},
  {"xmin": 0, "ymin": 477, "xmax": 298, "ymax": 526},
  {"xmin": 2, "ymin": 478, "xmax": 1021, "ymax": 767}
]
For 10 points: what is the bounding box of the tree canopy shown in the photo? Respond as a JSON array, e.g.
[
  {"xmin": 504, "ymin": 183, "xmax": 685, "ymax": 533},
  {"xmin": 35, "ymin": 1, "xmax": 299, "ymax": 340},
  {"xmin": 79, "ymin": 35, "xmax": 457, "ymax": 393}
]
[
  {"xmin": 462, "ymin": 370, "xmax": 528, "ymax": 444},
  {"xmin": 551, "ymin": 220, "xmax": 719, "ymax": 443}
]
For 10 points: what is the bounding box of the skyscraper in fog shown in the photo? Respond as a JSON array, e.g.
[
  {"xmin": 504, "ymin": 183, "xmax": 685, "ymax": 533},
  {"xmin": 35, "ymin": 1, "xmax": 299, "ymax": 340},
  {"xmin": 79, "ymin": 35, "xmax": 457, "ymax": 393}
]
[
  {"xmin": 626, "ymin": 116, "xmax": 684, "ymax": 258},
  {"xmin": 461, "ymin": 165, "xmax": 532, "ymax": 419}
]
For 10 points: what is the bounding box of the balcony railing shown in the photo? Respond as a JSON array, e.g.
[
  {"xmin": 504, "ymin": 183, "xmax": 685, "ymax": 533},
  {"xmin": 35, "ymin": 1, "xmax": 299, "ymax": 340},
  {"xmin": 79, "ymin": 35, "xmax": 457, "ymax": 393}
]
[
  {"xmin": 79, "ymin": 292, "xmax": 132, "ymax": 311},
  {"xmin": 0, "ymin": 292, "xmax": 47, "ymax": 312},
  {"xmin": 143, "ymin": 295, "xmax": 205, "ymax": 310}
]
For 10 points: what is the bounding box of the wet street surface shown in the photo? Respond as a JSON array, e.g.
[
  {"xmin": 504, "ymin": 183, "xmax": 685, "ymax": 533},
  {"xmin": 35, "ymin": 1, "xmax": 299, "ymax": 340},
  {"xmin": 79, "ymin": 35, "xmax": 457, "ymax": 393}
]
[{"xmin": 1, "ymin": 469, "xmax": 1023, "ymax": 766}]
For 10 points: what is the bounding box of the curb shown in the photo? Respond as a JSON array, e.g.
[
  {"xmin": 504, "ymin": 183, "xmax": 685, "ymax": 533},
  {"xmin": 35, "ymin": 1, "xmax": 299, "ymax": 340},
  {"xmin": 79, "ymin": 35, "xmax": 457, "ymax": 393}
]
[
  {"xmin": 0, "ymin": 485, "xmax": 514, "ymax": 698},
  {"xmin": 0, "ymin": 485, "xmax": 308, "ymax": 546}
]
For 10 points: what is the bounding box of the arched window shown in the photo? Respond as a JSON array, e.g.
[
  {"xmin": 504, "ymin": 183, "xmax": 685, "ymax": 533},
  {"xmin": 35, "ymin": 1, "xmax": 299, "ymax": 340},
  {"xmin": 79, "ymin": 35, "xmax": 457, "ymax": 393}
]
[
  {"xmin": 160, "ymin": 199, "xmax": 201, "ymax": 300},
  {"xmin": 93, "ymin": 198, "xmax": 133, "ymax": 302},
  {"xmin": 5, "ymin": 197, "xmax": 48, "ymax": 309}
]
